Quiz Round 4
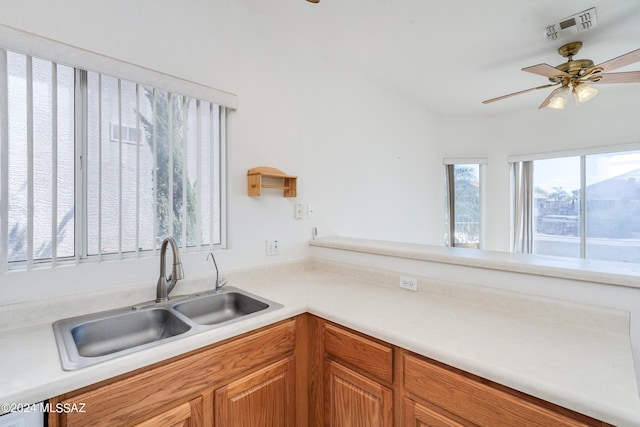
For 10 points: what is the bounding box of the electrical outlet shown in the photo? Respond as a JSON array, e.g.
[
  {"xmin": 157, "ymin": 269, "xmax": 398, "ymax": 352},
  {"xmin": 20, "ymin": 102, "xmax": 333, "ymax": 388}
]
[
  {"xmin": 295, "ymin": 203, "xmax": 303, "ymax": 220},
  {"xmin": 266, "ymin": 239, "xmax": 280, "ymax": 256},
  {"xmin": 399, "ymin": 276, "xmax": 418, "ymax": 291}
]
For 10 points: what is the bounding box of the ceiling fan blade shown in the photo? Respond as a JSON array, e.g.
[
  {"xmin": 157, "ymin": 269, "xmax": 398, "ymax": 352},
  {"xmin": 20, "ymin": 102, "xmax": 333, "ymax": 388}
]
[
  {"xmin": 591, "ymin": 71, "xmax": 640, "ymax": 84},
  {"xmin": 482, "ymin": 84, "xmax": 557, "ymax": 105},
  {"xmin": 538, "ymin": 87, "xmax": 562, "ymax": 109},
  {"xmin": 522, "ymin": 64, "xmax": 570, "ymax": 79},
  {"xmin": 594, "ymin": 48, "xmax": 640, "ymax": 72}
]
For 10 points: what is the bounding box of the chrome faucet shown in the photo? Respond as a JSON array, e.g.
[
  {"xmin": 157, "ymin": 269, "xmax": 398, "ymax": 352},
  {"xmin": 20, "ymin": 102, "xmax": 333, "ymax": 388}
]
[
  {"xmin": 156, "ymin": 237, "xmax": 185, "ymax": 302},
  {"xmin": 207, "ymin": 252, "xmax": 227, "ymax": 292}
]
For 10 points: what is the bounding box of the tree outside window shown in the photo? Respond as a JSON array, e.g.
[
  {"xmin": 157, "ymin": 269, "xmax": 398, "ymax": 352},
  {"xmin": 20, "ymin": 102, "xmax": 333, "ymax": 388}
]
[{"xmin": 445, "ymin": 164, "xmax": 481, "ymax": 248}]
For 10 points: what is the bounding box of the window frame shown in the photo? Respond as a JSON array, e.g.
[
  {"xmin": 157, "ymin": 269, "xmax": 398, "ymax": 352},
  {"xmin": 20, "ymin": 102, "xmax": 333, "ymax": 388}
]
[
  {"xmin": 0, "ymin": 26, "xmax": 234, "ymax": 272},
  {"xmin": 443, "ymin": 158, "xmax": 487, "ymax": 249},
  {"xmin": 509, "ymin": 143, "xmax": 640, "ymax": 262}
]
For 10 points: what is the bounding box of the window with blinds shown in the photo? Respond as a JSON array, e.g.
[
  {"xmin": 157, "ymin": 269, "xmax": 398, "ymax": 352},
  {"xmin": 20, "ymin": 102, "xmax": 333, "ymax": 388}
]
[{"xmin": 0, "ymin": 48, "xmax": 226, "ymax": 271}]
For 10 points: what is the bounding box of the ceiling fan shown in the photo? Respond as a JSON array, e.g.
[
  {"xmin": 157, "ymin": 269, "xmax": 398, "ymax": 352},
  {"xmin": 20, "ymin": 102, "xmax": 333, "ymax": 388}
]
[{"xmin": 483, "ymin": 42, "xmax": 640, "ymax": 109}]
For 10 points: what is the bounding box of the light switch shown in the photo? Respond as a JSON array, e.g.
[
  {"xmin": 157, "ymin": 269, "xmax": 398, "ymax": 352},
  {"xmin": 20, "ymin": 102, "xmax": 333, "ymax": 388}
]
[{"xmin": 266, "ymin": 240, "xmax": 279, "ymax": 256}]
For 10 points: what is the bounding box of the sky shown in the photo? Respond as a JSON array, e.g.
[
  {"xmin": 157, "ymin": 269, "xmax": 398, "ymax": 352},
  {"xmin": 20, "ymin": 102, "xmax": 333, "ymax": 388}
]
[{"xmin": 534, "ymin": 151, "xmax": 640, "ymax": 193}]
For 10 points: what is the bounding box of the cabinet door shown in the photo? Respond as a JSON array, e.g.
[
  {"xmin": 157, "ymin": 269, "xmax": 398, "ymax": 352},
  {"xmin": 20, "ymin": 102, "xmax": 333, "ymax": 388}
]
[
  {"xmin": 403, "ymin": 353, "xmax": 598, "ymax": 426},
  {"xmin": 214, "ymin": 357, "xmax": 295, "ymax": 427},
  {"xmin": 403, "ymin": 398, "xmax": 465, "ymax": 427},
  {"xmin": 325, "ymin": 360, "xmax": 392, "ymax": 427},
  {"xmin": 135, "ymin": 397, "xmax": 203, "ymax": 427}
]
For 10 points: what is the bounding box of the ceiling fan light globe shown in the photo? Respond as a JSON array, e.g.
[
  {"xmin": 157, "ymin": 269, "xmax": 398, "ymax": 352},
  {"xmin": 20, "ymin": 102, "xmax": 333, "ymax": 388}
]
[
  {"xmin": 548, "ymin": 97, "xmax": 566, "ymax": 109},
  {"xmin": 573, "ymin": 83, "xmax": 598, "ymax": 104},
  {"xmin": 548, "ymin": 86, "xmax": 569, "ymax": 109}
]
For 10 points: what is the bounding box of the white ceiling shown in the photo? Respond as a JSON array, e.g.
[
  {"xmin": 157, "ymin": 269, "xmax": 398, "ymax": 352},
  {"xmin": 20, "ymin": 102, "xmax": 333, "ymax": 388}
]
[{"xmin": 238, "ymin": 0, "xmax": 640, "ymax": 116}]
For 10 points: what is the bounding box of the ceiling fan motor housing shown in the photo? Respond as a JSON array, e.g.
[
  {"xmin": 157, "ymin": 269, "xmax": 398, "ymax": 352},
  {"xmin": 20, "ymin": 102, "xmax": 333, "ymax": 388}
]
[
  {"xmin": 549, "ymin": 42, "xmax": 596, "ymax": 83},
  {"xmin": 551, "ymin": 59, "xmax": 595, "ymax": 81}
]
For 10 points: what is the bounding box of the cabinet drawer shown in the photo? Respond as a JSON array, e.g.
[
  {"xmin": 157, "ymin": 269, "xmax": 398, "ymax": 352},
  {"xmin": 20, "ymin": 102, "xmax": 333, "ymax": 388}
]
[
  {"xmin": 404, "ymin": 353, "xmax": 596, "ymax": 426},
  {"xmin": 324, "ymin": 323, "xmax": 392, "ymax": 384}
]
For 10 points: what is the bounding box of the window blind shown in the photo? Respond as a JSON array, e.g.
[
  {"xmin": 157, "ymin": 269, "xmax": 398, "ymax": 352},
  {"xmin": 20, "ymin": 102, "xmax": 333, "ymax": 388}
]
[
  {"xmin": 0, "ymin": 24, "xmax": 238, "ymax": 110},
  {"xmin": 0, "ymin": 27, "xmax": 229, "ymax": 271}
]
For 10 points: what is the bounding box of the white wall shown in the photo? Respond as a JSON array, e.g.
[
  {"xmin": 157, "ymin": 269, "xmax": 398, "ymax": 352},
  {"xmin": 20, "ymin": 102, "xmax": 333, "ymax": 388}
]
[{"xmin": 0, "ymin": 0, "xmax": 439, "ymax": 302}]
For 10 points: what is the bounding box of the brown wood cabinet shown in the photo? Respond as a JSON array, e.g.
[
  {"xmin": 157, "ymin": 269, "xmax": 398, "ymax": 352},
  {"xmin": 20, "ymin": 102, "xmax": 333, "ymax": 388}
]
[
  {"xmin": 401, "ymin": 351, "xmax": 610, "ymax": 427},
  {"xmin": 403, "ymin": 398, "xmax": 465, "ymax": 427},
  {"xmin": 49, "ymin": 317, "xmax": 302, "ymax": 427},
  {"xmin": 49, "ymin": 314, "xmax": 612, "ymax": 427},
  {"xmin": 135, "ymin": 398, "xmax": 203, "ymax": 427},
  {"xmin": 307, "ymin": 315, "xmax": 610, "ymax": 427},
  {"xmin": 214, "ymin": 357, "xmax": 296, "ymax": 426},
  {"xmin": 308, "ymin": 316, "xmax": 395, "ymax": 427},
  {"xmin": 325, "ymin": 360, "xmax": 392, "ymax": 427}
]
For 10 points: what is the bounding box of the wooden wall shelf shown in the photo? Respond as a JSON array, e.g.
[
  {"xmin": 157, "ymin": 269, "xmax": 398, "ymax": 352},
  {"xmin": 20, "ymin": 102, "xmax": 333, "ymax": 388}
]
[{"xmin": 247, "ymin": 167, "xmax": 297, "ymax": 197}]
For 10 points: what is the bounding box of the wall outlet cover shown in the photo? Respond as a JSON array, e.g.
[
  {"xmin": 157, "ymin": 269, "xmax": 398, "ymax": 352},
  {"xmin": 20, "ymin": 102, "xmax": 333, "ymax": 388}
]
[{"xmin": 399, "ymin": 276, "xmax": 418, "ymax": 291}]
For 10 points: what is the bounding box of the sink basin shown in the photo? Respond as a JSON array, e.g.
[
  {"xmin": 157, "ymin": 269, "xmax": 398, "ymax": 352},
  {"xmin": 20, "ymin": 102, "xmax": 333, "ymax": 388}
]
[
  {"xmin": 53, "ymin": 287, "xmax": 283, "ymax": 370},
  {"xmin": 173, "ymin": 292, "xmax": 269, "ymax": 325},
  {"xmin": 54, "ymin": 307, "xmax": 192, "ymax": 370},
  {"xmin": 71, "ymin": 308, "xmax": 190, "ymax": 357}
]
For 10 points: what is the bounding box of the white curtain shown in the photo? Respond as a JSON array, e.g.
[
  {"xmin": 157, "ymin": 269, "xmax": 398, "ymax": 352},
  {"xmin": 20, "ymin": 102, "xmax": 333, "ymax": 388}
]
[
  {"xmin": 512, "ymin": 161, "xmax": 533, "ymax": 253},
  {"xmin": 445, "ymin": 164, "xmax": 455, "ymax": 247}
]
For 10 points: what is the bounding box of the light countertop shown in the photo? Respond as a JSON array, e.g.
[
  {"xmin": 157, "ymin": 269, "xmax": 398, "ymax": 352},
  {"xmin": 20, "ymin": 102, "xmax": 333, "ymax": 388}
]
[{"xmin": 1, "ymin": 259, "xmax": 639, "ymax": 426}]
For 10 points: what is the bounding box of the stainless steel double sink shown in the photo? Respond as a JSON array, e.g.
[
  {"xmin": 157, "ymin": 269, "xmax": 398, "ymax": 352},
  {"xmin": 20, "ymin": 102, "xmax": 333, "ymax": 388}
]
[{"xmin": 52, "ymin": 287, "xmax": 283, "ymax": 371}]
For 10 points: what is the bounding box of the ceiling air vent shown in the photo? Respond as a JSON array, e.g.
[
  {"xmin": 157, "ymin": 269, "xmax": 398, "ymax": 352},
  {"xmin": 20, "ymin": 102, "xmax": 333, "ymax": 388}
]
[{"xmin": 545, "ymin": 7, "xmax": 597, "ymax": 41}]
